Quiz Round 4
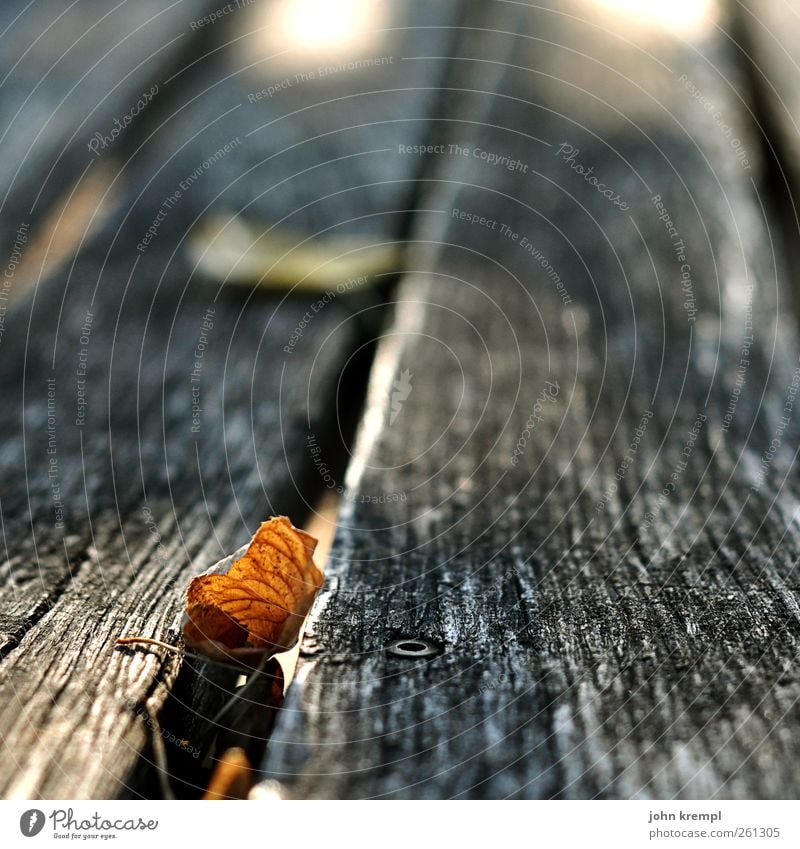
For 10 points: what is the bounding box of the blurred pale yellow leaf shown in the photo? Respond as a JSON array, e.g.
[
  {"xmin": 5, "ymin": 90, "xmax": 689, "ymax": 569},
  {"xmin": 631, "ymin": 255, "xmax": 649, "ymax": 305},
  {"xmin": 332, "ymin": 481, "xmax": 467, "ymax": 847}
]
[{"xmin": 188, "ymin": 214, "xmax": 401, "ymax": 292}]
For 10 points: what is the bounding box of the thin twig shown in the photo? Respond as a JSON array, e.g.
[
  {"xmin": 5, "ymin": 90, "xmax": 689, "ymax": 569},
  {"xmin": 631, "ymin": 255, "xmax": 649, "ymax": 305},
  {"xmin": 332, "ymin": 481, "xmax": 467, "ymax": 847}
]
[
  {"xmin": 144, "ymin": 704, "xmax": 176, "ymax": 801},
  {"xmin": 116, "ymin": 636, "xmax": 181, "ymax": 653},
  {"xmin": 116, "ymin": 636, "xmax": 263, "ymax": 674},
  {"xmin": 208, "ymin": 653, "xmax": 272, "ymax": 729},
  {"xmin": 192, "ymin": 655, "xmax": 280, "ymax": 753}
]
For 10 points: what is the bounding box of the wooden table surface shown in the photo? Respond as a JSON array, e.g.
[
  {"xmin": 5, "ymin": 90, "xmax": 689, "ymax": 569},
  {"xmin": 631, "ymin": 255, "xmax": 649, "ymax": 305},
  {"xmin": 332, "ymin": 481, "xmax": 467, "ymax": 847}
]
[{"xmin": 1, "ymin": 0, "xmax": 799, "ymax": 800}]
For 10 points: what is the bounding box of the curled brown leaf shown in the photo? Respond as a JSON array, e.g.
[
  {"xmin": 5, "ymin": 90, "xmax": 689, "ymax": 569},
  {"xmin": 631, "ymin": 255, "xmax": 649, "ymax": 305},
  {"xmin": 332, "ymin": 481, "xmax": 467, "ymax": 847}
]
[{"xmin": 182, "ymin": 516, "xmax": 322, "ymax": 664}]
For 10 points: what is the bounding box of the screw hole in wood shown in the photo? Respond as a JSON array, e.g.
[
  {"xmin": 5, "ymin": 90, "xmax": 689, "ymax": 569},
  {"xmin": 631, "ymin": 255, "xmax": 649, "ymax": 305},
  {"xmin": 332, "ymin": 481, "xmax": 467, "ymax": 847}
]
[{"xmin": 387, "ymin": 638, "xmax": 440, "ymax": 659}]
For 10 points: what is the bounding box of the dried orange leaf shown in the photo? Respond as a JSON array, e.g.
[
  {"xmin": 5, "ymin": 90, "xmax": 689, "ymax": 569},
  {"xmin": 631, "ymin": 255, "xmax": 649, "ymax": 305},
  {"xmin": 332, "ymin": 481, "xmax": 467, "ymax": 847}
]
[{"xmin": 182, "ymin": 516, "xmax": 322, "ymax": 664}]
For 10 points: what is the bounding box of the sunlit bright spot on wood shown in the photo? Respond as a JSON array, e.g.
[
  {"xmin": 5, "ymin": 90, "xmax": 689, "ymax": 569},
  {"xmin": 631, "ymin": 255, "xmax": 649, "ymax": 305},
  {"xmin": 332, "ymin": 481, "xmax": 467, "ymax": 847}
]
[
  {"xmin": 249, "ymin": 0, "xmax": 388, "ymax": 67},
  {"xmin": 588, "ymin": 0, "xmax": 717, "ymax": 37}
]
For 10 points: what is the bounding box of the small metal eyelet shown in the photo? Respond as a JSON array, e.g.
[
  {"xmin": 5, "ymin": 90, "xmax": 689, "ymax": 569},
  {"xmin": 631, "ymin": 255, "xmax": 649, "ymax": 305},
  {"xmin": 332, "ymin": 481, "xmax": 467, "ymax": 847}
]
[{"xmin": 386, "ymin": 638, "xmax": 440, "ymax": 659}]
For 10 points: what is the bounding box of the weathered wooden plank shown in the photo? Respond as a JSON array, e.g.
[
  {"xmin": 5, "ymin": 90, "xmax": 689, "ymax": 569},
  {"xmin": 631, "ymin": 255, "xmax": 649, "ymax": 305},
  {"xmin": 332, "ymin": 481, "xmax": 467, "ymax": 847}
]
[
  {"xmin": 0, "ymin": 0, "xmax": 224, "ymax": 266},
  {"xmin": 0, "ymin": 0, "xmax": 463, "ymax": 798},
  {"xmin": 258, "ymin": 0, "xmax": 800, "ymax": 798}
]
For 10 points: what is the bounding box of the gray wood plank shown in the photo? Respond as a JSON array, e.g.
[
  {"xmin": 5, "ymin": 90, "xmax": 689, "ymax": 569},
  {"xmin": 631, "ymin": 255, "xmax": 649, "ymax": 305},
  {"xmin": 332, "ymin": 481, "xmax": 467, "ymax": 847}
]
[
  {"xmin": 0, "ymin": 0, "xmax": 463, "ymax": 798},
  {"xmin": 257, "ymin": 0, "xmax": 800, "ymax": 799},
  {"xmin": 0, "ymin": 0, "xmax": 225, "ymax": 265}
]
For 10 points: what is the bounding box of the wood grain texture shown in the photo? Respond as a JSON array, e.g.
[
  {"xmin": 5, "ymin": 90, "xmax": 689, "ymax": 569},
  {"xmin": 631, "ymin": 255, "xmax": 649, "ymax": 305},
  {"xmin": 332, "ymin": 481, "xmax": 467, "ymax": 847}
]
[
  {"xmin": 258, "ymin": 0, "xmax": 800, "ymax": 798},
  {"xmin": 0, "ymin": 0, "xmax": 223, "ymax": 264},
  {"xmin": 0, "ymin": 0, "xmax": 462, "ymax": 798}
]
